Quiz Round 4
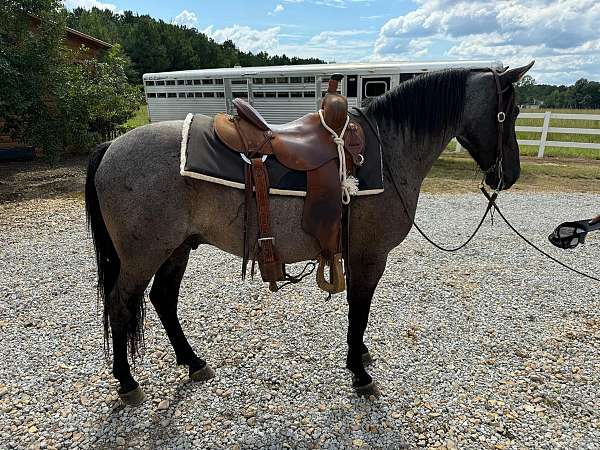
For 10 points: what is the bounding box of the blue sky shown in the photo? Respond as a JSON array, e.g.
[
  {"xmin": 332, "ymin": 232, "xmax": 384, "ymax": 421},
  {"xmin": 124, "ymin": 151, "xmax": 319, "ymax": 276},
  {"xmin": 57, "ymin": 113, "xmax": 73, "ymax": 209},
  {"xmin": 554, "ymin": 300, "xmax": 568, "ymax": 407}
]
[{"xmin": 64, "ymin": 0, "xmax": 600, "ymax": 85}]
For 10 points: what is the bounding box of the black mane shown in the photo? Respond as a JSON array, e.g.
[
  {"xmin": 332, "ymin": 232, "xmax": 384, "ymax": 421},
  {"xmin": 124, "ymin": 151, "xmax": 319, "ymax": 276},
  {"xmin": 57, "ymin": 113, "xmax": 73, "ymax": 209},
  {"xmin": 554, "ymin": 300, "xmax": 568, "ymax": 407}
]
[{"xmin": 366, "ymin": 68, "xmax": 470, "ymax": 141}]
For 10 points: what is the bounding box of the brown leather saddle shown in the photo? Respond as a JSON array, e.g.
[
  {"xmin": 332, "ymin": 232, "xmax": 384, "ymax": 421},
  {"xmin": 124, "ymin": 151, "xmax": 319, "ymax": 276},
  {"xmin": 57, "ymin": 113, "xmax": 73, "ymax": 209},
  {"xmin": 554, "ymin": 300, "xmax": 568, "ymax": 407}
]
[{"xmin": 214, "ymin": 74, "xmax": 365, "ymax": 293}]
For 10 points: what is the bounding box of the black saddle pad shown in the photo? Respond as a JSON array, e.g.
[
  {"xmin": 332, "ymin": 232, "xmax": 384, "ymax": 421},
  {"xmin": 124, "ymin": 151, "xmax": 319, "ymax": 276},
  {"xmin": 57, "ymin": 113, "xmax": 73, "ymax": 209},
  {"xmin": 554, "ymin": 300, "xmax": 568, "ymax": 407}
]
[{"xmin": 180, "ymin": 113, "xmax": 384, "ymax": 197}]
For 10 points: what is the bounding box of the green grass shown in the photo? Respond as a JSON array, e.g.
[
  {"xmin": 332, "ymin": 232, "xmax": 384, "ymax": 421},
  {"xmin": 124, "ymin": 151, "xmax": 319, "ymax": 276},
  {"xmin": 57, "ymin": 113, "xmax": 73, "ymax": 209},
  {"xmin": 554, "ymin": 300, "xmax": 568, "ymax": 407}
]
[
  {"xmin": 123, "ymin": 104, "xmax": 150, "ymax": 129},
  {"xmin": 424, "ymin": 153, "xmax": 600, "ymax": 193},
  {"xmin": 516, "ymin": 108, "xmax": 600, "ymax": 159}
]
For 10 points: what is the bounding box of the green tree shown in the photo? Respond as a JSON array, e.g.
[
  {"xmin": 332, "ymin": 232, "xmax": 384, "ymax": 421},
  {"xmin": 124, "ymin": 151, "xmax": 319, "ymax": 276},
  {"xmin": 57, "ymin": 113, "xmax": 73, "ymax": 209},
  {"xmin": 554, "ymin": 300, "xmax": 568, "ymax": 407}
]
[
  {"xmin": 0, "ymin": 2, "xmax": 141, "ymax": 159},
  {"xmin": 0, "ymin": 0, "xmax": 67, "ymax": 158}
]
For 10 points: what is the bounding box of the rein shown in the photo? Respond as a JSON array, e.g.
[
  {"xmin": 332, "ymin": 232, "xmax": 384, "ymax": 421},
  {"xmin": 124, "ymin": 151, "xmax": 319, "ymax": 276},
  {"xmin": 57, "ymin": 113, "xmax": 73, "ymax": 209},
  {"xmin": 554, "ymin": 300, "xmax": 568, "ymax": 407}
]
[{"xmin": 353, "ymin": 68, "xmax": 600, "ymax": 283}]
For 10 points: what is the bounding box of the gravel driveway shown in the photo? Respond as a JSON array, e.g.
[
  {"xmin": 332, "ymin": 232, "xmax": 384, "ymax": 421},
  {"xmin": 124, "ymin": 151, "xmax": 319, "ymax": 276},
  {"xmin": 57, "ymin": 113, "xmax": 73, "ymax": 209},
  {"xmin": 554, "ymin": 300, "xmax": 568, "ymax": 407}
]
[{"xmin": 0, "ymin": 192, "xmax": 599, "ymax": 450}]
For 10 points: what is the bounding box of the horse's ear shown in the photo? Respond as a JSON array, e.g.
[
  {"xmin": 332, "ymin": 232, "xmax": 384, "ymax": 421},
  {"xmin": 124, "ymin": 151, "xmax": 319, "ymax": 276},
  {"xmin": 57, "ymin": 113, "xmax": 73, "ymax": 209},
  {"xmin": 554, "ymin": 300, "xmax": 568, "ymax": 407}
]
[{"xmin": 501, "ymin": 61, "xmax": 535, "ymax": 84}]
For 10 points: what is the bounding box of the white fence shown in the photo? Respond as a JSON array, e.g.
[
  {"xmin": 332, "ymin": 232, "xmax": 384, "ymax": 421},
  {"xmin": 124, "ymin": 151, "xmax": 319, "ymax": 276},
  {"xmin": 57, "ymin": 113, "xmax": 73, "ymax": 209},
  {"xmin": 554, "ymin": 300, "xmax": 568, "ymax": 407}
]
[
  {"xmin": 516, "ymin": 111, "xmax": 600, "ymax": 157},
  {"xmin": 453, "ymin": 111, "xmax": 600, "ymax": 157}
]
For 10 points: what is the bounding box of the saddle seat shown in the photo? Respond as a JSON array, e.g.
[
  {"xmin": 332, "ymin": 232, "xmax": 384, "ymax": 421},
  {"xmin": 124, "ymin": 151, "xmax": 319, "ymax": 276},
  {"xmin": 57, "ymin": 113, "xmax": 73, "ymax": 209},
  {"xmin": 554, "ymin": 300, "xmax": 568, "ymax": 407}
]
[{"xmin": 215, "ymin": 98, "xmax": 365, "ymax": 171}]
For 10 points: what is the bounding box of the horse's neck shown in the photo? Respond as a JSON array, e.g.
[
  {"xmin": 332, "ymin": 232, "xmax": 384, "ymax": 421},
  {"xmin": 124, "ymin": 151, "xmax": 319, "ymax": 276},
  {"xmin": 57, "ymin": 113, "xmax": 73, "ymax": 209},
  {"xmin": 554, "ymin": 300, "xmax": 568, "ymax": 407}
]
[{"xmin": 383, "ymin": 126, "xmax": 453, "ymax": 186}]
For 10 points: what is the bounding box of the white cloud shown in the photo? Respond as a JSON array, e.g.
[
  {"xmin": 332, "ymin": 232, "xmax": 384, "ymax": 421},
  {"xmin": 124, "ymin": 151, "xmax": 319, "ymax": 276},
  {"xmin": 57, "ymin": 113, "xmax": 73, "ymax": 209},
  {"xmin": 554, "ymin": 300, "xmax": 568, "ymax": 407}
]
[
  {"xmin": 203, "ymin": 25, "xmax": 282, "ymax": 54},
  {"xmin": 374, "ymin": 0, "xmax": 600, "ymax": 83},
  {"xmin": 314, "ymin": 0, "xmax": 371, "ymax": 8},
  {"xmin": 63, "ymin": 0, "xmax": 117, "ymax": 11},
  {"xmin": 172, "ymin": 10, "xmax": 198, "ymax": 28},
  {"xmin": 268, "ymin": 4, "xmax": 285, "ymax": 15}
]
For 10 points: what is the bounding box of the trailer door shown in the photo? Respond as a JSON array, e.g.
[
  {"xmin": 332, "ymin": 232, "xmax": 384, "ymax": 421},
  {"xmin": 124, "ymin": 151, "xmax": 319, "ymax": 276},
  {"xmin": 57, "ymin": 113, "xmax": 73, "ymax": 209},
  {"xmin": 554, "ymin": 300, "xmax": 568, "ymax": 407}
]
[{"xmin": 360, "ymin": 76, "xmax": 390, "ymax": 107}]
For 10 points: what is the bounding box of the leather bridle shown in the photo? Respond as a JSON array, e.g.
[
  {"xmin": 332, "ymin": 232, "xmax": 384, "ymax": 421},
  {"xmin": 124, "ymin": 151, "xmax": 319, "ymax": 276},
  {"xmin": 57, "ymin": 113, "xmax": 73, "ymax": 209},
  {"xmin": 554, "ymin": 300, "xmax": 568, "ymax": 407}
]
[{"xmin": 487, "ymin": 67, "xmax": 515, "ymax": 191}]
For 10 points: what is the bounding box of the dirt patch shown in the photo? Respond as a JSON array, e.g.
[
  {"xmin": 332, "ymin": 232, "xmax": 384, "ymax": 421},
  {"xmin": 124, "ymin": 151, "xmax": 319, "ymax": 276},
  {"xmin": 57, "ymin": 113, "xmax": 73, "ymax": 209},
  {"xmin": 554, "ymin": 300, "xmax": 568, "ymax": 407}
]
[
  {"xmin": 1, "ymin": 153, "xmax": 598, "ymax": 204},
  {"xmin": 0, "ymin": 155, "xmax": 87, "ymax": 203}
]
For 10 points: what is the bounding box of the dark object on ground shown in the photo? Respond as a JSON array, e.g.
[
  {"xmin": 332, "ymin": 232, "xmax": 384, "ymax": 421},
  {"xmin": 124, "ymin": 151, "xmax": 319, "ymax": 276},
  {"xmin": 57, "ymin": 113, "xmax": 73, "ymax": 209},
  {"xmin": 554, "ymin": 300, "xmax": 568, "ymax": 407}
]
[
  {"xmin": 0, "ymin": 147, "xmax": 35, "ymax": 162},
  {"xmin": 548, "ymin": 219, "xmax": 600, "ymax": 249}
]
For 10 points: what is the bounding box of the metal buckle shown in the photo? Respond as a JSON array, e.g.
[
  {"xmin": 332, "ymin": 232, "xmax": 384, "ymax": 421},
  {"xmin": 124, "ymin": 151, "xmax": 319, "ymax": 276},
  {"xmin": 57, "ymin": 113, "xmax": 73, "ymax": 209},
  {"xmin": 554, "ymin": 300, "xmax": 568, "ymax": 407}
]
[
  {"xmin": 497, "ymin": 112, "xmax": 506, "ymax": 123},
  {"xmin": 240, "ymin": 154, "xmax": 268, "ymax": 165},
  {"xmin": 257, "ymin": 237, "xmax": 274, "ymax": 246}
]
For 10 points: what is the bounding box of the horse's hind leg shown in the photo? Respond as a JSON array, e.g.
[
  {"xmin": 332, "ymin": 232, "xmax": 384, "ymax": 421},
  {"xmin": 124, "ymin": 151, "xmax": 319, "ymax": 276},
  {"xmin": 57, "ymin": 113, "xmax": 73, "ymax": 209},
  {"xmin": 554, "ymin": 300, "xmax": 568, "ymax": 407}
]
[
  {"xmin": 108, "ymin": 274, "xmax": 152, "ymax": 406},
  {"xmin": 149, "ymin": 243, "xmax": 215, "ymax": 382}
]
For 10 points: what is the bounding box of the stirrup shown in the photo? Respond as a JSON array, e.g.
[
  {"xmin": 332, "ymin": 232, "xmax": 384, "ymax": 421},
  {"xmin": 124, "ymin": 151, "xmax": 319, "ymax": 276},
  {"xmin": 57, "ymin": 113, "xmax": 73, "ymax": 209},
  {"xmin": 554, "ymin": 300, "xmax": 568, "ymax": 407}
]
[{"xmin": 316, "ymin": 253, "xmax": 345, "ymax": 294}]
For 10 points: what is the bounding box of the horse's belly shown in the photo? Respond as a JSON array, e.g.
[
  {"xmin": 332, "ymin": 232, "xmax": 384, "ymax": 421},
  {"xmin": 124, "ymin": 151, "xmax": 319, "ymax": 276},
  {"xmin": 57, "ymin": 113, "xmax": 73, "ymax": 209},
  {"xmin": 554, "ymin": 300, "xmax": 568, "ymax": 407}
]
[{"xmin": 189, "ymin": 181, "xmax": 320, "ymax": 263}]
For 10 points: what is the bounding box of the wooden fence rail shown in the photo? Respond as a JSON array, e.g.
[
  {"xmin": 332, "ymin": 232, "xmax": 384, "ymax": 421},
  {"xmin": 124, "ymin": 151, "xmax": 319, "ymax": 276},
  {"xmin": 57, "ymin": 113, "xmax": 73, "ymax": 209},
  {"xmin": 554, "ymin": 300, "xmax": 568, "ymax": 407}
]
[
  {"xmin": 454, "ymin": 111, "xmax": 600, "ymax": 157},
  {"xmin": 516, "ymin": 111, "xmax": 600, "ymax": 157}
]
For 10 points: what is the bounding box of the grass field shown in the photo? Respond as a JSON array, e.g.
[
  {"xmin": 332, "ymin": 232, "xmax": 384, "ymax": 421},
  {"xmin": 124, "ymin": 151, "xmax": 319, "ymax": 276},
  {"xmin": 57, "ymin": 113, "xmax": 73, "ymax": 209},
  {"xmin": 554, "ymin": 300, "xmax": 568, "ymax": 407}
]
[
  {"xmin": 123, "ymin": 104, "xmax": 150, "ymax": 129},
  {"xmin": 425, "ymin": 153, "xmax": 600, "ymax": 193},
  {"xmin": 516, "ymin": 108, "xmax": 600, "ymax": 159}
]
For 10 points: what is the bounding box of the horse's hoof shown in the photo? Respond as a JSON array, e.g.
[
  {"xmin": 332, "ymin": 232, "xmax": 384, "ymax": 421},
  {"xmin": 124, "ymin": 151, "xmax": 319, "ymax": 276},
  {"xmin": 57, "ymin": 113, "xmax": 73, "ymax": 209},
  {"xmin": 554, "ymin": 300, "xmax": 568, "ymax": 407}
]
[
  {"xmin": 119, "ymin": 385, "xmax": 146, "ymax": 406},
  {"xmin": 362, "ymin": 351, "xmax": 373, "ymax": 366},
  {"xmin": 190, "ymin": 364, "xmax": 215, "ymax": 382},
  {"xmin": 354, "ymin": 381, "xmax": 381, "ymax": 398}
]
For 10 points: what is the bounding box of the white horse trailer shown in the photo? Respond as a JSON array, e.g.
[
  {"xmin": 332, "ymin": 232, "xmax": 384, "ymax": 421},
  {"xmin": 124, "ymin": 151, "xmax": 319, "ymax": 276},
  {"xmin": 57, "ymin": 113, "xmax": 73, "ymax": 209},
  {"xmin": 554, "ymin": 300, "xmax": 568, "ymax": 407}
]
[{"xmin": 143, "ymin": 60, "xmax": 502, "ymax": 124}]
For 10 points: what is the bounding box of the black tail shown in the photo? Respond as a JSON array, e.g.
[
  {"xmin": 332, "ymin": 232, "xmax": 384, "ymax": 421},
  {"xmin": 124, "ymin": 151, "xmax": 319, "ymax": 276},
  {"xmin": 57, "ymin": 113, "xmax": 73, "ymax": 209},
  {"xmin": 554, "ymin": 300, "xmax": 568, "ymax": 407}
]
[
  {"xmin": 86, "ymin": 144, "xmax": 146, "ymax": 363},
  {"xmin": 86, "ymin": 141, "xmax": 120, "ymax": 356}
]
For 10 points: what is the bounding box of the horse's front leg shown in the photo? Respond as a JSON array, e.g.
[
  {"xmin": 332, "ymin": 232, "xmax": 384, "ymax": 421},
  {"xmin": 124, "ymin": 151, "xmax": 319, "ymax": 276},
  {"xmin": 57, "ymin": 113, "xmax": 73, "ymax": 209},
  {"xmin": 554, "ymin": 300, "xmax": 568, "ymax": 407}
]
[{"xmin": 345, "ymin": 256, "xmax": 387, "ymax": 396}]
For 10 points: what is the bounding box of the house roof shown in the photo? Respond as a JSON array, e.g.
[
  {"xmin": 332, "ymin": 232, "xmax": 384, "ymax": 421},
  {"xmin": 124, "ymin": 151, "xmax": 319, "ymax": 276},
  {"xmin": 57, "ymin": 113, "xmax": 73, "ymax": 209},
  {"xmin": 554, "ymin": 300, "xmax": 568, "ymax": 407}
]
[
  {"xmin": 26, "ymin": 12, "xmax": 112, "ymax": 49},
  {"xmin": 64, "ymin": 25, "xmax": 112, "ymax": 49}
]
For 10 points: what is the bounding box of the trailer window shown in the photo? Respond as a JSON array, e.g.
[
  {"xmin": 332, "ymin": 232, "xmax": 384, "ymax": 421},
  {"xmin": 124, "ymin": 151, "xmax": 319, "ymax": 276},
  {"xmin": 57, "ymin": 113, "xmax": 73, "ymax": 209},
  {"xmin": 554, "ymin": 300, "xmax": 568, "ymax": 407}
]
[
  {"xmin": 265, "ymin": 92, "xmax": 277, "ymax": 98},
  {"xmin": 145, "ymin": 81, "xmax": 155, "ymax": 86},
  {"xmin": 215, "ymin": 79, "xmax": 224, "ymax": 85},
  {"xmin": 202, "ymin": 79, "xmax": 214, "ymax": 85},
  {"xmin": 204, "ymin": 92, "xmax": 215, "ymax": 98},
  {"xmin": 290, "ymin": 77, "xmax": 302, "ymax": 84},
  {"xmin": 147, "ymin": 93, "xmax": 156, "ymax": 98},
  {"xmin": 321, "ymin": 77, "xmax": 330, "ymax": 83},
  {"xmin": 276, "ymin": 77, "xmax": 288, "ymax": 84},
  {"xmin": 347, "ymin": 75, "xmax": 358, "ymax": 97},
  {"xmin": 304, "ymin": 76, "xmax": 315, "ymax": 83},
  {"xmin": 231, "ymin": 79, "xmax": 246, "ymax": 85},
  {"xmin": 193, "ymin": 80, "xmax": 202, "ymax": 85},
  {"xmin": 304, "ymin": 91, "xmax": 315, "ymax": 98},
  {"xmin": 168, "ymin": 92, "xmax": 177, "ymax": 98},
  {"xmin": 278, "ymin": 92, "xmax": 290, "ymax": 98},
  {"xmin": 178, "ymin": 92, "xmax": 186, "ymax": 98},
  {"xmin": 291, "ymin": 92, "xmax": 303, "ymax": 98},
  {"xmin": 254, "ymin": 92, "xmax": 264, "ymax": 98},
  {"xmin": 177, "ymin": 80, "xmax": 185, "ymax": 85},
  {"xmin": 157, "ymin": 92, "xmax": 166, "ymax": 98},
  {"xmin": 166, "ymin": 80, "xmax": 175, "ymax": 86},
  {"xmin": 195, "ymin": 92, "xmax": 203, "ymax": 98},
  {"xmin": 156, "ymin": 81, "xmax": 165, "ymax": 86},
  {"xmin": 233, "ymin": 92, "xmax": 248, "ymax": 98},
  {"xmin": 365, "ymin": 81, "xmax": 387, "ymax": 98},
  {"xmin": 187, "ymin": 92, "xmax": 194, "ymax": 98},
  {"xmin": 253, "ymin": 78, "xmax": 263, "ymax": 84},
  {"xmin": 264, "ymin": 78, "xmax": 276, "ymax": 84},
  {"xmin": 216, "ymin": 92, "xmax": 225, "ymax": 98}
]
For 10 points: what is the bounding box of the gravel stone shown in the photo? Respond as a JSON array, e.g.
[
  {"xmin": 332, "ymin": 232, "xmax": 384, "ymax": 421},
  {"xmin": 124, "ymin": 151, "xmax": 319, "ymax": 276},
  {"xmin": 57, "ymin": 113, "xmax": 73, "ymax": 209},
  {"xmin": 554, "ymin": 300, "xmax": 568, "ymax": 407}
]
[{"xmin": 0, "ymin": 193, "xmax": 599, "ymax": 449}]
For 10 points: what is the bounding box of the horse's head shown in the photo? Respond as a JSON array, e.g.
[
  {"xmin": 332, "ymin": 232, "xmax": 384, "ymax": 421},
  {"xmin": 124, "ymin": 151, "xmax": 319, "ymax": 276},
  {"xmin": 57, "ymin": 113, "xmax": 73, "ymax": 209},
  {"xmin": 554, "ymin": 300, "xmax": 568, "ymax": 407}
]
[{"xmin": 457, "ymin": 61, "xmax": 534, "ymax": 190}]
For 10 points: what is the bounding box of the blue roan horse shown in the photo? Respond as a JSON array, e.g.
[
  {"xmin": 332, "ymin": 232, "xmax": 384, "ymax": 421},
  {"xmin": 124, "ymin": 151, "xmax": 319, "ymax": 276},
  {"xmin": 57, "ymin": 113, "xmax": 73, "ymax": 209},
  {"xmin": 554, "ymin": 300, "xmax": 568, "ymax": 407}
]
[{"xmin": 85, "ymin": 63, "xmax": 533, "ymax": 405}]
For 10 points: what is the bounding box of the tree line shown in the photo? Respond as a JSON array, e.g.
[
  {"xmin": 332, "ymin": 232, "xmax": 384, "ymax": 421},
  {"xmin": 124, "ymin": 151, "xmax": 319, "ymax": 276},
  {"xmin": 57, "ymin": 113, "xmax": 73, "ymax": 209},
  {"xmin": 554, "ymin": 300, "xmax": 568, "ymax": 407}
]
[
  {"xmin": 66, "ymin": 7, "xmax": 324, "ymax": 84},
  {"xmin": 516, "ymin": 75, "xmax": 600, "ymax": 109}
]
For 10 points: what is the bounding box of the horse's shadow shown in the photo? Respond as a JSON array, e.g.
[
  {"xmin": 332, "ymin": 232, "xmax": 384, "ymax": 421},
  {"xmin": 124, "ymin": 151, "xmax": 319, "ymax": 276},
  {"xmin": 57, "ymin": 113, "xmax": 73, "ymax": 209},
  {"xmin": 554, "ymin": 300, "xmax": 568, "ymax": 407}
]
[{"xmin": 88, "ymin": 377, "xmax": 198, "ymax": 449}]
